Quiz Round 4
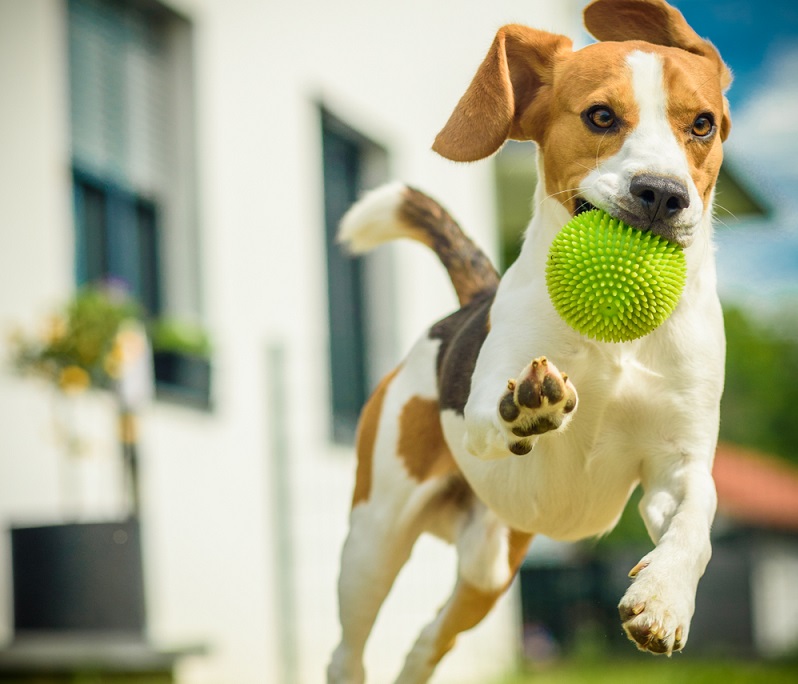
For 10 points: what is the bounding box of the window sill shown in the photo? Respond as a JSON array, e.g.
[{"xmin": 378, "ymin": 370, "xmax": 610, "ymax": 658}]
[{"xmin": 152, "ymin": 351, "xmax": 212, "ymax": 411}]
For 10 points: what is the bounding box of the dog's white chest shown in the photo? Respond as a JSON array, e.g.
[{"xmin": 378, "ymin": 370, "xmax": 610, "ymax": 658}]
[{"xmin": 442, "ymin": 348, "xmax": 673, "ymax": 540}]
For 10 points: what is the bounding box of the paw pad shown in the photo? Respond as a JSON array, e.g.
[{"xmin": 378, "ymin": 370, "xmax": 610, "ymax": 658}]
[{"xmin": 498, "ymin": 357, "xmax": 577, "ymax": 454}]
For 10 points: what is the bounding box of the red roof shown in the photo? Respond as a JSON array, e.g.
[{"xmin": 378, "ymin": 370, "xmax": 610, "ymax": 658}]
[{"xmin": 713, "ymin": 443, "xmax": 798, "ymax": 532}]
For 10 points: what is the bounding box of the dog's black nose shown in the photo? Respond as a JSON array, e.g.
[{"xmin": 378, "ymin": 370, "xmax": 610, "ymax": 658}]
[{"xmin": 630, "ymin": 174, "xmax": 690, "ymax": 222}]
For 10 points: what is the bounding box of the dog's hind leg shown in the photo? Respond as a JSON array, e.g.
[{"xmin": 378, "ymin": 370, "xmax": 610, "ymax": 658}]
[
  {"xmin": 328, "ymin": 355, "xmax": 450, "ymax": 684},
  {"xmin": 394, "ymin": 503, "xmax": 532, "ymax": 684},
  {"xmin": 327, "ymin": 498, "xmax": 425, "ymax": 684}
]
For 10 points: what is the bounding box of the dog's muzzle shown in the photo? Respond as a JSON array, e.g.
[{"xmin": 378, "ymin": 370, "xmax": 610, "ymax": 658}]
[{"xmin": 574, "ymin": 173, "xmax": 694, "ymax": 246}]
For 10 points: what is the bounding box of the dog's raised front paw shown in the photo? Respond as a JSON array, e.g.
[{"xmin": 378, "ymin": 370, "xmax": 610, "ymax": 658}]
[
  {"xmin": 498, "ymin": 357, "xmax": 577, "ymax": 455},
  {"xmin": 618, "ymin": 559, "xmax": 693, "ymax": 655}
]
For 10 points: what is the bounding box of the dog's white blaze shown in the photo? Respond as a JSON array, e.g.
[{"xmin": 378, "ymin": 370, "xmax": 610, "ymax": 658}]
[
  {"xmin": 628, "ymin": 50, "xmax": 670, "ymax": 135},
  {"xmin": 624, "ymin": 50, "xmax": 704, "ymax": 218},
  {"xmin": 626, "ymin": 52, "xmax": 685, "ymax": 173}
]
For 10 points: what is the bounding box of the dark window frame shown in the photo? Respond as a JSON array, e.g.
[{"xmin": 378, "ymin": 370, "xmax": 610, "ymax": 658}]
[
  {"xmin": 73, "ymin": 165, "xmax": 162, "ymax": 317},
  {"xmin": 320, "ymin": 108, "xmax": 389, "ymax": 444}
]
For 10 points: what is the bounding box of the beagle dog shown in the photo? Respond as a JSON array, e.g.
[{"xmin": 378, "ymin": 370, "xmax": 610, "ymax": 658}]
[{"xmin": 328, "ymin": 1, "xmax": 732, "ymax": 681}]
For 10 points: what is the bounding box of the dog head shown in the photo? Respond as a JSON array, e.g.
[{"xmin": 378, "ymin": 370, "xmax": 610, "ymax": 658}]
[{"xmin": 433, "ymin": 0, "xmax": 732, "ymax": 247}]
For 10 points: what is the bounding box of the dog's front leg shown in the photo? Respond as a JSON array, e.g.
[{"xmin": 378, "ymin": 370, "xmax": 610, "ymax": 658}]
[
  {"xmin": 619, "ymin": 457, "xmax": 717, "ymax": 655},
  {"xmin": 463, "ymin": 355, "xmax": 577, "ymax": 459}
]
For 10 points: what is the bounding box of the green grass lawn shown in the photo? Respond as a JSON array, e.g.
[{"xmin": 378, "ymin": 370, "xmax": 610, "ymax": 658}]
[{"xmin": 495, "ymin": 658, "xmax": 798, "ymax": 684}]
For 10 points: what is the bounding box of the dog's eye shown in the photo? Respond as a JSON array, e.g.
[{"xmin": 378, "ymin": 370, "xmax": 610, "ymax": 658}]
[
  {"xmin": 584, "ymin": 105, "xmax": 617, "ymax": 131},
  {"xmin": 691, "ymin": 113, "xmax": 715, "ymax": 138}
]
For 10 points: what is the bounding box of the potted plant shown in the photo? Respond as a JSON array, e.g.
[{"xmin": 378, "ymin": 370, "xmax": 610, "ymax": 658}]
[
  {"xmin": 150, "ymin": 318, "xmax": 212, "ymax": 409},
  {"xmin": 6, "ymin": 285, "xmax": 151, "ymax": 641},
  {"xmin": 11, "ymin": 285, "xmax": 141, "ymax": 394},
  {"xmin": 10, "ymin": 284, "xmax": 152, "ymax": 512}
]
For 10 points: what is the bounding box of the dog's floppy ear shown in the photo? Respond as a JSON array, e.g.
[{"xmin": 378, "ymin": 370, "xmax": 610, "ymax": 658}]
[
  {"xmin": 433, "ymin": 25, "xmax": 572, "ymax": 162},
  {"xmin": 584, "ymin": 0, "xmax": 732, "ymax": 140}
]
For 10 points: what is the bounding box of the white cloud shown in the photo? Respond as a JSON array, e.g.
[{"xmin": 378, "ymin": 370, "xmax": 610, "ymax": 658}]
[
  {"xmin": 715, "ymin": 46, "xmax": 798, "ymax": 308},
  {"xmin": 726, "ymin": 46, "xmax": 798, "ymax": 195}
]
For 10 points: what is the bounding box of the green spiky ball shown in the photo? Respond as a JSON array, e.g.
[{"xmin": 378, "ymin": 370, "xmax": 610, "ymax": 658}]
[{"xmin": 546, "ymin": 209, "xmax": 686, "ymax": 343}]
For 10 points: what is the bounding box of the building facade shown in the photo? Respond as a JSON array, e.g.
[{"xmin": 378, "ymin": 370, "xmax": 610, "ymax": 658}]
[{"xmin": 0, "ymin": 1, "xmax": 577, "ymax": 682}]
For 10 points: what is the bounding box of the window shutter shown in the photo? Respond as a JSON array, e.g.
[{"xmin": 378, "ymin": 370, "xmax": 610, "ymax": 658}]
[{"xmin": 68, "ymin": 0, "xmax": 168, "ymax": 196}]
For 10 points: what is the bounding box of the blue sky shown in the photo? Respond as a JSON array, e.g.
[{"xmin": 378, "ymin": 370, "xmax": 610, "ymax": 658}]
[
  {"xmin": 670, "ymin": 1, "xmax": 798, "ymax": 306},
  {"xmin": 674, "ymin": 0, "xmax": 798, "ymax": 108}
]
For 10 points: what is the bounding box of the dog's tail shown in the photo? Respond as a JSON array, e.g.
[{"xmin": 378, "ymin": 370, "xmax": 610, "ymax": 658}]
[{"xmin": 338, "ymin": 182, "xmax": 499, "ymax": 307}]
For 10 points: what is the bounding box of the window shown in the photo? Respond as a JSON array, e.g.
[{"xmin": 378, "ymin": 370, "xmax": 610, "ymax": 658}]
[
  {"xmin": 68, "ymin": 0, "xmax": 199, "ymax": 320},
  {"xmin": 320, "ymin": 109, "xmax": 390, "ymax": 443},
  {"xmin": 73, "ymin": 168, "xmax": 162, "ymax": 314}
]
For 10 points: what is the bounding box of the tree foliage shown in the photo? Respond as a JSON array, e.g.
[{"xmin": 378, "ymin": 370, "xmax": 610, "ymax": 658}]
[{"xmin": 721, "ymin": 305, "xmax": 798, "ymax": 466}]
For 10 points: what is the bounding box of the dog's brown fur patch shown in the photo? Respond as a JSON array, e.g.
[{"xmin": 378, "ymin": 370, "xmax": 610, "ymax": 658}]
[
  {"xmin": 538, "ymin": 41, "xmax": 637, "ymax": 207},
  {"xmin": 425, "ymin": 528, "xmax": 533, "ymax": 666},
  {"xmin": 508, "ymin": 529, "xmax": 533, "ymax": 570},
  {"xmin": 659, "ymin": 47, "xmax": 728, "ymax": 205},
  {"xmin": 398, "ymin": 396, "xmax": 457, "ymax": 482},
  {"xmin": 429, "ymin": 581, "xmax": 504, "ymax": 665},
  {"xmin": 352, "ymin": 367, "xmax": 400, "ymax": 507}
]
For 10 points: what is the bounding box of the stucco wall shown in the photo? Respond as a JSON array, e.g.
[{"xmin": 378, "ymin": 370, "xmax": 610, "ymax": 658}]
[{"xmin": 0, "ymin": 1, "xmax": 577, "ymax": 682}]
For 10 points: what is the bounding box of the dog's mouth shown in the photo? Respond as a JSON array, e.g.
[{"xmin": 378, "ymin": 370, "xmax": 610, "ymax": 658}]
[
  {"xmin": 573, "ymin": 195, "xmax": 694, "ymax": 247},
  {"xmin": 573, "ymin": 197, "xmax": 597, "ymax": 217}
]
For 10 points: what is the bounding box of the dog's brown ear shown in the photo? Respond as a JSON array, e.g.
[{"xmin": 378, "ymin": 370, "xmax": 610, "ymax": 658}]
[
  {"xmin": 584, "ymin": 0, "xmax": 732, "ymax": 87},
  {"xmin": 433, "ymin": 25, "xmax": 572, "ymax": 162},
  {"xmin": 584, "ymin": 0, "xmax": 704, "ymax": 54},
  {"xmin": 584, "ymin": 0, "xmax": 732, "ymax": 139}
]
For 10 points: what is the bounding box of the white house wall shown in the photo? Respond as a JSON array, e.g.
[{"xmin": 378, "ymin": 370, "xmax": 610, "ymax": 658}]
[
  {"xmin": 0, "ymin": 1, "xmax": 577, "ymax": 683},
  {"xmin": 752, "ymin": 541, "xmax": 798, "ymax": 657}
]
